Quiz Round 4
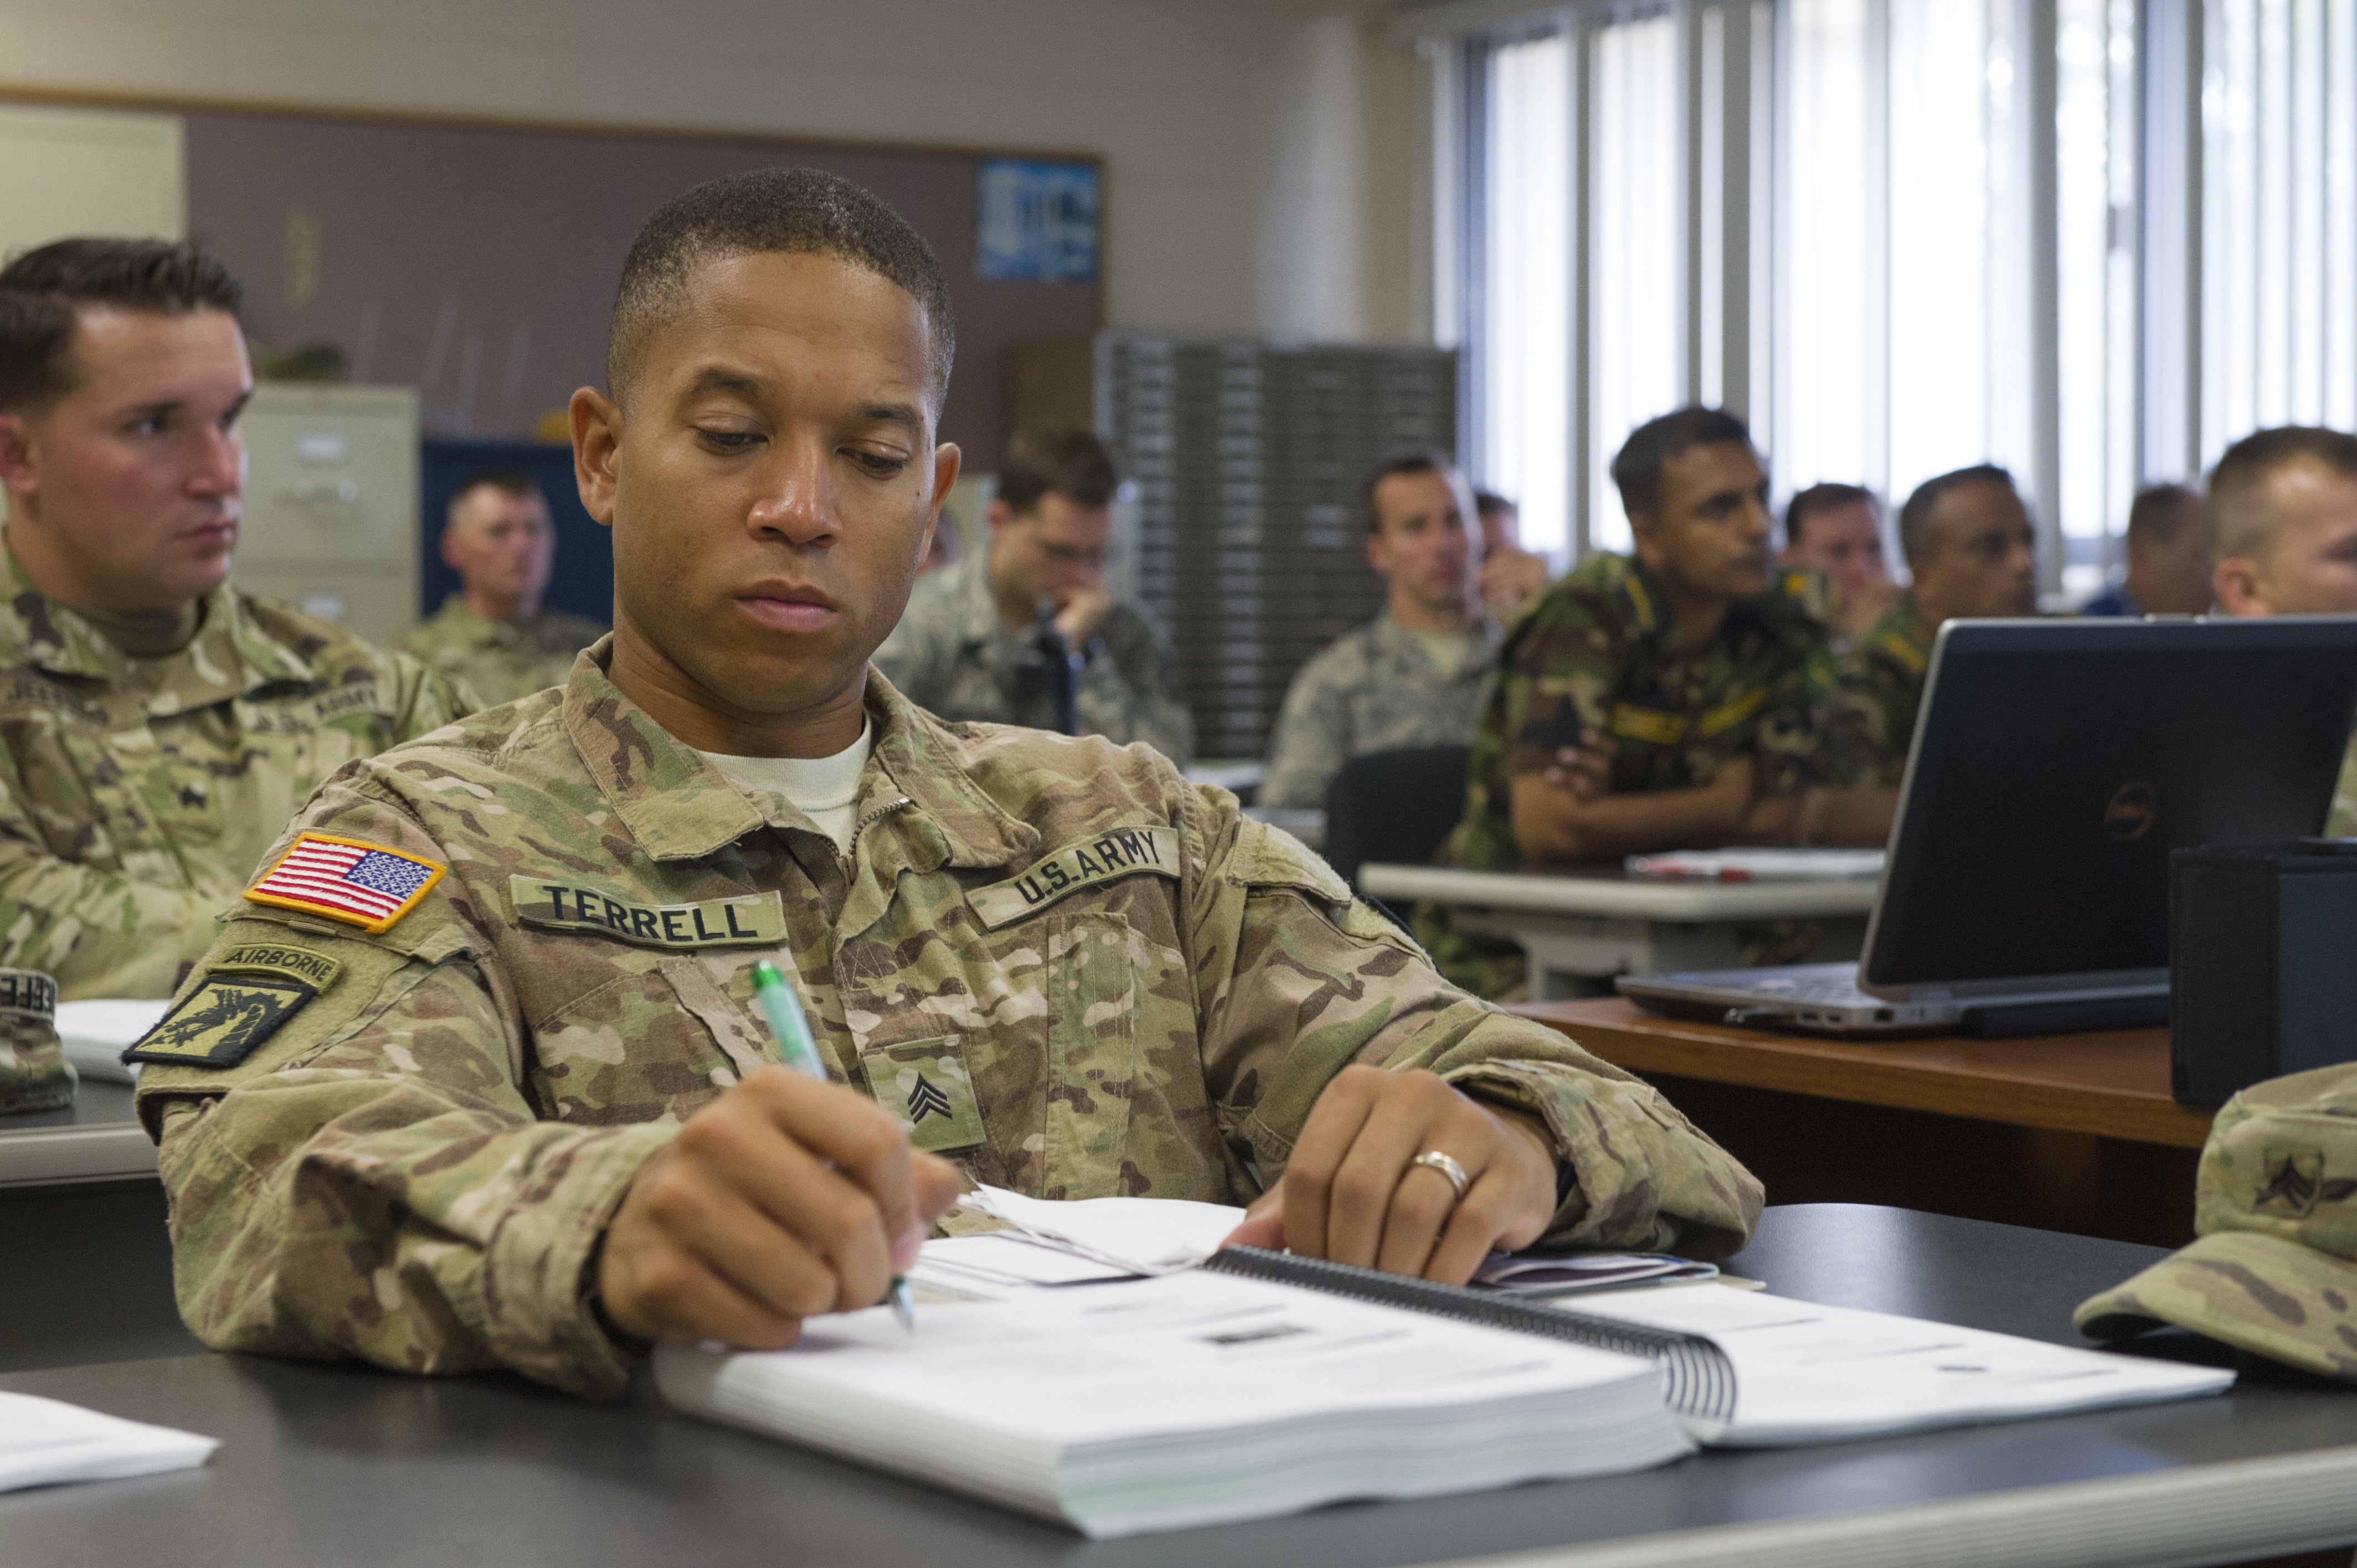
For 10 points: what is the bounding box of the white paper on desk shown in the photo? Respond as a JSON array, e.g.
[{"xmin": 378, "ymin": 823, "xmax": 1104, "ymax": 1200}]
[
  {"xmin": 1569, "ymin": 1284, "xmax": 2234, "ymax": 1446},
  {"xmin": 1625, "ymin": 849, "xmax": 1886, "ymax": 882},
  {"xmin": 912, "ymin": 1233, "xmax": 1136, "ymax": 1298},
  {"xmin": 959, "ymin": 1185, "xmax": 1246, "ymax": 1274},
  {"xmin": 56, "ymin": 999, "xmax": 169, "ymax": 1085},
  {"xmin": 0, "ymin": 1391, "xmax": 217, "ymax": 1491}
]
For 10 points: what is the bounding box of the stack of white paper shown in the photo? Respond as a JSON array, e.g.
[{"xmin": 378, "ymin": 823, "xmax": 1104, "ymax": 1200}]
[
  {"xmin": 657, "ymin": 1271, "xmax": 1690, "ymax": 1538},
  {"xmin": 0, "ymin": 1392, "xmax": 218, "ymax": 1491}
]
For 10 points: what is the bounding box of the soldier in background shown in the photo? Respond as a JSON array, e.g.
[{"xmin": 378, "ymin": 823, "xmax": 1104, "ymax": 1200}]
[
  {"xmin": 133, "ymin": 168, "xmax": 1760, "ymax": 1397},
  {"xmin": 1832, "ymin": 465, "xmax": 2040, "ymax": 787},
  {"xmin": 2207, "ymin": 426, "xmax": 2357, "ymax": 834},
  {"xmin": 1421, "ymin": 408, "xmax": 1893, "ymax": 998},
  {"xmin": 398, "ymin": 471, "xmax": 608, "ymax": 707},
  {"xmin": 1779, "ymin": 482, "xmax": 1898, "ymax": 641},
  {"xmin": 875, "ymin": 423, "xmax": 1193, "ymax": 764},
  {"xmin": 2081, "ymin": 483, "xmax": 2211, "ymax": 617},
  {"xmin": 1473, "ymin": 488, "xmax": 1551, "ymax": 626},
  {"xmin": 1260, "ymin": 453, "xmax": 1499, "ymax": 809},
  {"xmin": 0, "ymin": 239, "xmax": 473, "ymax": 999}
]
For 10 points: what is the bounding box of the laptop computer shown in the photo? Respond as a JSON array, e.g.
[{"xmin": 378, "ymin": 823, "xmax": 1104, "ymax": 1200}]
[{"xmin": 1617, "ymin": 616, "xmax": 2357, "ymax": 1036}]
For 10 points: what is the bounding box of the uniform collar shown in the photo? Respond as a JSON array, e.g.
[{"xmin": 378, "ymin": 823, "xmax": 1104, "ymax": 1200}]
[
  {"xmin": 1874, "ymin": 594, "xmax": 1936, "ymax": 675},
  {"xmin": 430, "ymin": 594, "xmax": 529, "ymax": 649},
  {"xmin": 1616, "ymin": 554, "xmax": 1812, "ymax": 649},
  {"xmin": 558, "ymin": 643, "xmax": 1037, "ymax": 869},
  {"xmin": 1371, "ymin": 608, "xmax": 1500, "ymax": 670},
  {"xmin": 0, "ymin": 535, "xmax": 313, "ymax": 693},
  {"xmin": 940, "ymin": 547, "xmax": 1015, "ymax": 649}
]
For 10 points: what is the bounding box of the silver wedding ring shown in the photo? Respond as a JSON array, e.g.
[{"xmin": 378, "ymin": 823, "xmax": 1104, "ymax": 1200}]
[{"xmin": 1409, "ymin": 1149, "xmax": 1470, "ymax": 1202}]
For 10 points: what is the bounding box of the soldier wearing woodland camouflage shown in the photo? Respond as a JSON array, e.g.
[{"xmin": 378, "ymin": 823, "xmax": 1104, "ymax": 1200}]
[
  {"xmin": 1829, "ymin": 465, "xmax": 2037, "ymax": 788},
  {"xmin": 2208, "ymin": 426, "xmax": 2357, "ymax": 836},
  {"xmin": 1259, "ymin": 452, "xmax": 1500, "ymax": 810},
  {"xmin": 135, "ymin": 168, "xmax": 1762, "ymax": 1398},
  {"xmin": 397, "ymin": 470, "xmax": 607, "ymax": 708},
  {"xmin": 0, "ymin": 240, "xmax": 474, "ymax": 1000},
  {"xmin": 2078, "ymin": 1060, "xmax": 2357, "ymax": 1381},
  {"xmin": 1417, "ymin": 408, "xmax": 1896, "ymax": 998}
]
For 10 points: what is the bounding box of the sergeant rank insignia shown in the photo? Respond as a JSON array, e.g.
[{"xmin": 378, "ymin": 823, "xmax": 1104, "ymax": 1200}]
[
  {"xmin": 124, "ymin": 973, "xmax": 316, "ymax": 1069},
  {"xmin": 245, "ymin": 832, "xmax": 446, "ymax": 933}
]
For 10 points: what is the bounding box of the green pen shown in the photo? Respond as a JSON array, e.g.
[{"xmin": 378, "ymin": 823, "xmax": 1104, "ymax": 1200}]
[{"xmin": 749, "ymin": 960, "xmax": 916, "ymax": 1333}]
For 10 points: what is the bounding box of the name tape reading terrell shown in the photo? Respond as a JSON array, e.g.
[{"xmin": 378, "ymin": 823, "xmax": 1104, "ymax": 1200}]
[{"xmin": 510, "ymin": 876, "xmax": 789, "ymax": 950}]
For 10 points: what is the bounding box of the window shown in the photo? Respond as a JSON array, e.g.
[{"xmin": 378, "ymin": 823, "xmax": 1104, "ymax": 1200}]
[
  {"xmin": 1420, "ymin": 0, "xmax": 2357, "ymax": 586},
  {"xmin": 1587, "ymin": 12, "xmax": 1682, "ymax": 552},
  {"xmin": 1480, "ymin": 29, "xmax": 1573, "ymax": 561}
]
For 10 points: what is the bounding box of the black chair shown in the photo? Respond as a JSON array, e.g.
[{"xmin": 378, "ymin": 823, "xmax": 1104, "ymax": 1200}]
[{"xmin": 1322, "ymin": 745, "xmax": 1473, "ymax": 917}]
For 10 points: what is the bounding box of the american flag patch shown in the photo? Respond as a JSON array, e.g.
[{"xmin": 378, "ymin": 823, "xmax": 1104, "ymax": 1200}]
[{"xmin": 244, "ymin": 833, "xmax": 446, "ymax": 933}]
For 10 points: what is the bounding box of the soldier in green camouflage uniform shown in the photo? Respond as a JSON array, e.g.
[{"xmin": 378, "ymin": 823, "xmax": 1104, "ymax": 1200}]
[
  {"xmin": 1829, "ymin": 593, "xmax": 1934, "ymax": 787},
  {"xmin": 0, "ymin": 546, "xmax": 474, "ymax": 998},
  {"xmin": 2077, "ymin": 1060, "xmax": 2357, "ymax": 1381},
  {"xmin": 132, "ymin": 169, "xmax": 1762, "ymax": 1400},
  {"xmin": 1418, "ymin": 551, "xmax": 1839, "ymax": 997},
  {"xmin": 397, "ymin": 593, "xmax": 608, "ymax": 708},
  {"xmin": 135, "ymin": 655, "xmax": 1762, "ymax": 1395}
]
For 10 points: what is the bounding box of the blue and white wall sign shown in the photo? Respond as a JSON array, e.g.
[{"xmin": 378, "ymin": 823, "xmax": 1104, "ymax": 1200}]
[{"xmin": 976, "ymin": 158, "xmax": 1100, "ymax": 283}]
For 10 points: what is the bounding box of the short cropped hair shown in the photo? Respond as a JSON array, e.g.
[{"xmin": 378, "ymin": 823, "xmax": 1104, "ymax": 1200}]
[
  {"xmin": 2124, "ymin": 482, "xmax": 2202, "ymax": 548},
  {"xmin": 2207, "ymin": 427, "xmax": 2357, "ymax": 563},
  {"xmin": 0, "ymin": 238, "xmax": 243, "ymax": 414},
  {"xmin": 997, "ymin": 424, "xmax": 1119, "ymax": 516},
  {"xmin": 1897, "ymin": 464, "xmax": 2019, "ymax": 564},
  {"xmin": 1473, "ymin": 489, "xmax": 1516, "ymax": 518},
  {"xmin": 1610, "ymin": 407, "xmax": 1754, "ymax": 522},
  {"xmin": 606, "ymin": 167, "xmax": 955, "ymax": 408},
  {"xmin": 1361, "ymin": 451, "xmax": 1455, "ymax": 535},
  {"xmin": 1783, "ymin": 482, "xmax": 1879, "ymax": 549},
  {"xmin": 445, "ymin": 468, "xmax": 547, "ymax": 531}
]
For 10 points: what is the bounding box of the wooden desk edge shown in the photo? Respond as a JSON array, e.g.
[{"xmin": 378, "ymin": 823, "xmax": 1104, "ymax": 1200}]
[{"xmin": 1513, "ymin": 1001, "xmax": 2216, "ymax": 1149}]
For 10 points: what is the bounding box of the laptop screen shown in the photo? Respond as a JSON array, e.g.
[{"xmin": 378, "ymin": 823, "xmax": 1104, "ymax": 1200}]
[{"xmin": 1862, "ymin": 617, "xmax": 2357, "ymax": 992}]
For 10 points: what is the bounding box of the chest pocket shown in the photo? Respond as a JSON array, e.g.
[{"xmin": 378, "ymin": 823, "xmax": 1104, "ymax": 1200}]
[{"xmin": 529, "ymin": 956, "xmax": 759, "ymax": 1126}]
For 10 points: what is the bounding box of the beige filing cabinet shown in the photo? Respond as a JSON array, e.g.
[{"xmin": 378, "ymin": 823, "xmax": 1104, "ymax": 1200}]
[{"xmin": 235, "ymin": 385, "xmax": 420, "ymax": 645}]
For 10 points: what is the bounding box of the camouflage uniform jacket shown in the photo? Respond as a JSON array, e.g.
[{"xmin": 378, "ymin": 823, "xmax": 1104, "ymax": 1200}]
[
  {"xmin": 1418, "ymin": 554, "xmax": 1836, "ymax": 995},
  {"xmin": 0, "ymin": 544, "xmax": 475, "ymax": 999},
  {"xmin": 1258, "ymin": 612, "xmax": 1501, "ymax": 809},
  {"xmin": 395, "ymin": 595, "xmax": 609, "ymax": 710},
  {"xmin": 1829, "ymin": 594, "xmax": 1933, "ymax": 788},
  {"xmin": 135, "ymin": 653, "xmax": 1763, "ymax": 1399},
  {"xmin": 873, "ymin": 548, "xmax": 1196, "ymax": 765}
]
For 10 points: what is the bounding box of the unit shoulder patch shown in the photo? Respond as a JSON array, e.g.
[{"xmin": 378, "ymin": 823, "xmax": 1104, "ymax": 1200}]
[
  {"xmin": 245, "ymin": 833, "xmax": 445, "ymax": 935},
  {"xmin": 123, "ymin": 974, "xmax": 315, "ymax": 1069},
  {"xmin": 965, "ymin": 825, "xmax": 1182, "ymax": 930}
]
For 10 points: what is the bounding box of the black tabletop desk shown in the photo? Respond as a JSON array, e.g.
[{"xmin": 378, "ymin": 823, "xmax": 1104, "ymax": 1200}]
[{"xmin": 3, "ymin": 1205, "xmax": 2354, "ymax": 1568}]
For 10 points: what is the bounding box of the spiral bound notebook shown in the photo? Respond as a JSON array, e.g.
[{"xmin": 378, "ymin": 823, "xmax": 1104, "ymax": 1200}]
[{"xmin": 655, "ymin": 1258, "xmax": 1691, "ymax": 1538}]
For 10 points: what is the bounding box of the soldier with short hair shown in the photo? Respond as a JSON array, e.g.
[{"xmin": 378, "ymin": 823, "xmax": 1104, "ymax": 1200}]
[
  {"xmin": 1259, "ymin": 452, "xmax": 1499, "ymax": 810},
  {"xmin": 874, "ymin": 422, "xmax": 1192, "ymax": 764},
  {"xmin": 1419, "ymin": 408, "xmax": 1892, "ymax": 998},
  {"xmin": 2207, "ymin": 425, "xmax": 2357, "ymax": 834},
  {"xmin": 1830, "ymin": 464, "xmax": 2039, "ymax": 787},
  {"xmin": 397, "ymin": 470, "xmax": 607, "ymax": 707},
  {"xmin": 0, "ymin": 239, "xmax": 473, "ymax": 999},
  {"xmin": 133, "ymin": 168, "xmax": 1761, "ymax": 1397}
]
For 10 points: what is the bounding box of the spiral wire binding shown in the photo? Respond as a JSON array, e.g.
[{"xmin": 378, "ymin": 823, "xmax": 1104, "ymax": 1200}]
[{"xmin": 1202, "ymin": 1247, "xmax": 1738, "ymax": 1425}]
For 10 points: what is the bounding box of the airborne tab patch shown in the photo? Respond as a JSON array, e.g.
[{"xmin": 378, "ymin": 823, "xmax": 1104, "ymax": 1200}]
[
  {"xmin": 123, "ymin": 974, "xmax": 315, "ymax": 1069},
  {"xmin": 245, "ymin": 833, "xmax": 445, "ymax": 934},
  {"xmin": 966, "ymin": 825, "xmax": 1181, "ymax": 929}
]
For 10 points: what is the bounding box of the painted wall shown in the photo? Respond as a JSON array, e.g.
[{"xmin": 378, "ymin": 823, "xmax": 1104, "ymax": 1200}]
[{"xmin": 0, "ymin": 0, "xmax": 1425, "ymax": 353}]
